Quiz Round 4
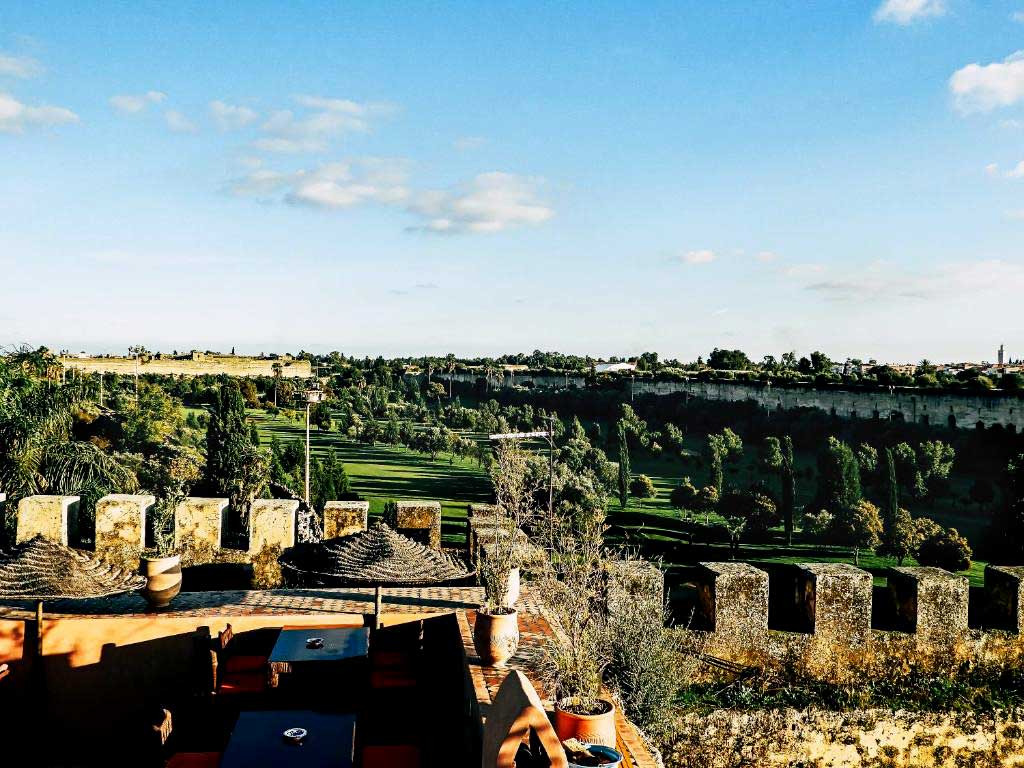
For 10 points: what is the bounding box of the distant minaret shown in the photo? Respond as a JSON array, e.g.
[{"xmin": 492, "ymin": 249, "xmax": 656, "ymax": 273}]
[{"xmin": 999, "ymin": 344, "xmax": 1005, "ymax": 366}]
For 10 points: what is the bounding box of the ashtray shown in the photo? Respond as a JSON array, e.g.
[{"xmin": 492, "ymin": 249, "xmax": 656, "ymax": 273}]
[
  {"xmin": 283, "ymin": 727, "xmax": 307, "ymax": 744},
  {"xmin": 305, "ymin": 637, "xmax": 324, "ymax": 649}
]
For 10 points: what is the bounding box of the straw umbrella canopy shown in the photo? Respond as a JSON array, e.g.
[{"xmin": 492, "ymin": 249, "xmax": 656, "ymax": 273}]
[
  {"xmin": 279, "ymin": 521, "xmax": 475, "ymax": 587},
  {"xmin": 0, "ymin": 536, "xmax": 146, "ymax": 653}
]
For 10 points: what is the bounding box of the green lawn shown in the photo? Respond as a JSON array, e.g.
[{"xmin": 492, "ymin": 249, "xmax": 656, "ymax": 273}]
[{"xmin": 250, "ymin": 410, "xmax": 491, "ymax": 546}]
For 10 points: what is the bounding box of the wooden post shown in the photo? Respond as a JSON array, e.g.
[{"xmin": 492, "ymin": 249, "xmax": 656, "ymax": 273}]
[
  {"xmin": 374, "ymin": 586, "xmax": 382, "ymax": 630},
  {"xmin": 36, "ymin": 600, "xmax": 43, "ymax": 656}
]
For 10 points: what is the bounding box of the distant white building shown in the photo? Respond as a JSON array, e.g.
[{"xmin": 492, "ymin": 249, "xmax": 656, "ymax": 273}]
[{"xmin": 595, "ymin": 362, "xmax": 637, "ymax": 374}]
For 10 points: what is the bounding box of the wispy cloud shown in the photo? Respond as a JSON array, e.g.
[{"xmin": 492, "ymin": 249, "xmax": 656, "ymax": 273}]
[
  {"xmin": 209, "ymin": 100, "xmax": 258, "ymax": 131},
  {"xmin": 109, "ymin": 90, "xmax": 166, "ymax": 114},
  {"xmin": 756, "ymin": 251, "xmax": 778, "ymax": 263},
  {"xmin": 407, "ymin": 172, "xmax": 553, "ymax": 234},
  {"xmin": 226, "ymin": 158, "xmax": 411, "ymax": 209},
  {"xmin": 991, "ymin": 160, "xmax": 1024, "ymax": 178},
  {"xmin": 781, "ymin": 263, "xmax": 825, "ymax": 278},
  {"xmin": 680, "ymin": 249, "xmax": 717, "ymax": 265},
  {"xmin": 0, "ymin": 52, "xmax": 44, "ymax": 79},
  {"xmin": 0, "ymin": 91, "xmax": 78, "ymax": 133},
  {"xmin": 253, "ymin": 95, "xmax": 394, "ymax": 153},
  {"xmin": 164, "ymin": 109, "xmax": 198, "ymax": 134},
  {"xmin": 1013, "ymin": 11, "xmax": 1024, "ymax": 23},
  {"xmin": 874, "ymin": 0, "xmax": 946, "ymax": 25},
  {"xmin": 805, "ymin": 260, "xmax": 1024, "ymax": 302},
  {"xmin": 950, "ymin": 51, "xmax": 1024, "ymax": 114},
  {"xmin": 228, "ymin": 163, "xmax": 553, "ymax": 235}
]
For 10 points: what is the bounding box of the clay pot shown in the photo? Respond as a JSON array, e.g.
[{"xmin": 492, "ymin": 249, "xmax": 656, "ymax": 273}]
[
  {"xmin": 472, "ymin": 607, "xmax": 520, "ymax": 667},
  {"xmin": 554, "ymin": 697, "xmax": 617, "ymax": 748},
  {"xmin": 142, "ymin": 554, "xmax": 181, "ymax": 608}
]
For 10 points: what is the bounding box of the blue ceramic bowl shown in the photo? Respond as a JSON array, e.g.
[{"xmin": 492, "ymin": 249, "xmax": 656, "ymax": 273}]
[{"xmin": 567, "ymin": 743, "xmax": 623, "ymax": 768}]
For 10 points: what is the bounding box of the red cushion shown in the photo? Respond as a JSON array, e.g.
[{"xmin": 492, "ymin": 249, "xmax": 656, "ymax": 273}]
[
  {"xmin": 362, "ymin": 745, "xmax": 420, "ymax": 768},
  {"xmin": 223, "ymin": 654, "xmax": 267, "ymax": 674},
  {"xmin": 219, "ymin": 670, "xmax": 266, "ymax": 695},
  {"xmin": 167, "ymin": 753, "xmax": 221, "ymax": 768},
  {"xmin": 370, "ymin": 668, "xmax": 417, "ymax": 689},
  {"xmin": 370, "ymin": 650, "xmax": 413, "ymax": 669}
]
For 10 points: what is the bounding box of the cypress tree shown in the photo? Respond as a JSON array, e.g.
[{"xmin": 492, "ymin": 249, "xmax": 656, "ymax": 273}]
[
  {"xmin": 781, "ymin": 436, "xmax": 796, "ymax": 545},
  {"xmin": 882, "ymin": 447, "xmax": 899, "ymax": 531},
  {"xmin": 617, "ymin": 419, "xmax": 631, "ymax": 508}
]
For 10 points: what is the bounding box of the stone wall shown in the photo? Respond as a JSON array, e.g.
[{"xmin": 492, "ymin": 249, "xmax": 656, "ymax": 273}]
[
  {"xmin": 679, "ymin": 560, "xmax": 1024, "ymax": 683},
  {"xmin": 665, "ymin": 707, "xmax": 1024, "ymax": 768},
  {"xmin": 16, "ymin": 495, "xmax": 80, "ymax": 545},
  {"xmin": 391, "ymin": 500, "xmax": 442, "ymax": 549},
  {"xmin": 94, "ymin": 494, "xmax": 154, "ymax": 571},
  {"xmin": 434, "ymin": 372, "xmax": 1024, "ymax": 430},
  {"xmin": 59, "ymin": 354, "xmax": 311, "ymax": 379},
  {"xmin": 323, "ymin": 501, "xmax": 369, "ymax": 539}
]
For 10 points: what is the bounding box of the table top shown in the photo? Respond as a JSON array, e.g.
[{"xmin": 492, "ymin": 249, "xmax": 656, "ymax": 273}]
[
  {"xmin": 269, "ymin": 627, "xmax": 370, "ymax": 665},
  {"xmin": 219, "ymin": 710, "xmax": 355, "ymax": 768}
]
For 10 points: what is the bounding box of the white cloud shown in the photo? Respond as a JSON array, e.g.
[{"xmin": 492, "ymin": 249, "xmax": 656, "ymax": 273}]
[
  {"xmin": 226, "ymin": 158, "xmax": 411, "ymax": 210},
  {"xmin": 253, "ymin": 95, "xmax": 393, "ymax": 153},
  {"xmin": 0, "ymin": 91, "xmax": 78, "ymax": 133},
  {"xmin": 805, "ymin": 260, "xmax": 1024, "ymax": 302},
  {"xmin": 164, "ymin": 110, "xmax": 197, "ymax": 134},
  {"xmin": 781, "ymin": 263, "xmax": 825, "ymax": 278},
  {"xmin": 985, "ymin": 160, "xmax": 1024, "ymax": 178},
  {"xmin": 209, "ymin": 100, "xmax": 258, "ymax": 131},
  {"xmin": 407, "ymin": 172, "xmax": 554, "ymax": 234},
  {"xmin": 0, "ymin": 52, "xmax": 43, "ymax": 79},
  {"xmin": 454, "ymin": 136, "xmax": 487, "ymax": 151},
  {"xmin": 680, "ymin": 249, "xmax": 717, "ymax": 265},
  {"xmin": 950, "ymin": 51, "xmax": 1024, "ymax": 114},
  {"xmin": 874, "ymin": 0, "xmax": 946, "ymax": 25},
  {"xmin": 756, "ymin": 251, "xmax": 778, "ymax": 263},
  {"xmin": 109, "ymin": 90, "xmax": 166, "ymax": 114},
  {"xmin": 227, "ymin": 163, "xmax": 553, "ymax": 235},
  {"xmin": 1013, "ymin": 11, "xmax": 1024, "ymax": 23},
  {"xmin": 1008, "ymin": 209, "xmax": 1024, "ymax": 221}
]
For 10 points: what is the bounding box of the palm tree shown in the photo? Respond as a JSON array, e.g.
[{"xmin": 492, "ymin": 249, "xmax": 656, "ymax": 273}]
[{"xmin": 0, "ymin": 351, "xmax": 138, "ymax": 524}]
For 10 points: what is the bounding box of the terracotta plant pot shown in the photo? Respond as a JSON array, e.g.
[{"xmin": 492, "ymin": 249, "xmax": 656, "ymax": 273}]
[
  {"xmin": 554, "ymin": 697, "xmax": 617, "ymax": 748},
  {"xmin": 472, "ymin": 607, "xmax": 520, "ymax": 667},
  {"xmin": 142, "ymin": 554, "xmax": 181, "ymax": 608}
]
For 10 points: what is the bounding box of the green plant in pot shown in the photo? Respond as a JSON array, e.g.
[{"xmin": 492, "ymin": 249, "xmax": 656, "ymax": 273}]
[
  {"xmin": 138, "ymin": 446, "xmax": 199, "ymax": 608},
  {"xmin": 539, "ymin": 518, "xmax": 617, "ymax": 748},
  {"xmin": 472, "ymin": 441, "xmax": 538, "ymax": 667}
]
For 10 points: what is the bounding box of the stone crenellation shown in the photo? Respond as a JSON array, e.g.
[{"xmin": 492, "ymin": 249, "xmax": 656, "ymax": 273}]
[
  {"xmin": 433, "ymin": 372, "xmax": 1024, "ymax": 430},
  {"xmin": 59, "ymin": 353, "xmax": 312, "ymax": 379},
  {"xmin": 682, "ymin": 560, "xmax": 1024, "ymax": 682}
]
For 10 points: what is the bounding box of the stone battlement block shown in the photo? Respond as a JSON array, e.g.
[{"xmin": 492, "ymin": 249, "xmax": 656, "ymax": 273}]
[
  {"xmin": 94, "ymin": 494, "xmax": 154, "ymax": 571},
  {"xmin": 986, "ymin": 565, "xmax": 1024, "ymax": 633},
  {"xmin": 605, "ymin": 559, "xmax": 665, "ymax": 616},
  {"xmin": 175, "ymin": 497, "xmax": 229, "ymax": 566},
  {"xmin": 394, "ymin": 500, "xmax": 442, "ymax": 550},
  {"xmin": 16, "ymin": 495, "xmax": 80, "ymax": 545},
  {"xmin": 796, "ymin": 563, "xmax": 872, "ymax": 643},
  {"xmin": 248, "ymin": 499, "xmax": 299, "ymax": 555},
  {"xmin": 695, "ymin": 562, "xmax": 769, "ymax": 634},
  {"xmin": 323, "ymin": 501, "xmax": 369, "ymax": 539},
  {"xmin": 889, "ymin": 566, "xmax": 969, "ymax": 643}
]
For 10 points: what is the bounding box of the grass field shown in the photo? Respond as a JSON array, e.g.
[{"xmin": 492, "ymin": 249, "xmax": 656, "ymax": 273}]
[
  {"xmin": 250, "ymin": 410, "xmax": 491, "ymax": 546},
  {"xmin": 246, "ymin": 408, "xmax": 990, "ymax": 586}
]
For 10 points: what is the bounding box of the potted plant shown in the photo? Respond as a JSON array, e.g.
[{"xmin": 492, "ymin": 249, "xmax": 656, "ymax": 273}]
[
  {"xmin": 141, "ymin": 494, "xmax": 182, "ymax": 608},
  {"xmin": 138, "ymin": 446, "xmax": 199, "ymax": 609},
  {"xmin": 540, "ymin": 518, "xmax": 617, "ymax": 748},
  {"xmin": 472, "ymin": 441, "xmax": 538, "ymax": 667}
]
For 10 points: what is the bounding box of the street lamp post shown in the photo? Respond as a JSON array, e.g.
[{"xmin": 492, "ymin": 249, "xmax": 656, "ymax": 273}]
[
  {"xmin": 489, "ymin": 415, "xmax": 556, "ymax": 549},
  {"xmin": 304, "ymin": 385, "xmax": 325, "ymax": 504}
]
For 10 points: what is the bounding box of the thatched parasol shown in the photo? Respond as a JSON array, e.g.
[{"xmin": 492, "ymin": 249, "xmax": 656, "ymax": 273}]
[
  {"xmin": 0, "ymin": 536, "xmax": 146, "ymax": 653},
  {"xmin": 279, "ymin": 521, "xmax": 475, "ymax": 587}
]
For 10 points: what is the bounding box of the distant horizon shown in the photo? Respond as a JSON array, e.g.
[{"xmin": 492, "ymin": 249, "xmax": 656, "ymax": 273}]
[{"xmin": 16, "ymin": 338, "xmax": 1014, "ymax": 368}]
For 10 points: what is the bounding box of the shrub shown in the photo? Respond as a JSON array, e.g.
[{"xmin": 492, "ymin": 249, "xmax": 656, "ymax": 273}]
[{"xmin": 916, "ymin": 526, "xmax": 972, "ymax": 572}]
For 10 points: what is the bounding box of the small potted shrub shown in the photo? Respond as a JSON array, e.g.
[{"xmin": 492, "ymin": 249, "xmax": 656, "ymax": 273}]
[
  {"xmin": 541, "ymin": 519, "xmax": 617, "ymax": 748},
  {"xmin": 472, "ymin": 441, "xmax": 537, "ymax": 667},
  {"xmin": 141, "ymin": 495, "xmax": 182, "ymax": 608}
]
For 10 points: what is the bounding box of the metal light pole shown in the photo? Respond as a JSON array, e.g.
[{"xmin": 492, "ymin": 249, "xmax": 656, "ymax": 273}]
[
  {"xmin": 489, "ymin": 417, "xmax": 556, "ymax": 549},
  {"xmin": 304, "ymin": 385, "xmax": 324, "ymax": 504}
]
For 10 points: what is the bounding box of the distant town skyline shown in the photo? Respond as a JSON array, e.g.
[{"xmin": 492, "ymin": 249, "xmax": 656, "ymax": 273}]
[{"xmin": 2, "ymin": 2, "xmax": 1023, "ymax": 361}]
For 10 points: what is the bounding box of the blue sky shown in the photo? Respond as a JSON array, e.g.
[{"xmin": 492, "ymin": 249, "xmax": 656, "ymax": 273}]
[{"xmin": 1, "ymin": 1, "xmax": 1022, "ymax": 363}]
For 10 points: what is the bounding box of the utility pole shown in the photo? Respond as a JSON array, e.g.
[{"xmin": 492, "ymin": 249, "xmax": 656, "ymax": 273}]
[
  {"xmin": 303, "ymin": 366, "xmax": 326, "ymax": 504},
  {"xmin": 99, "ymin": 372, "xmax": 104, "ymax": 408}
]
